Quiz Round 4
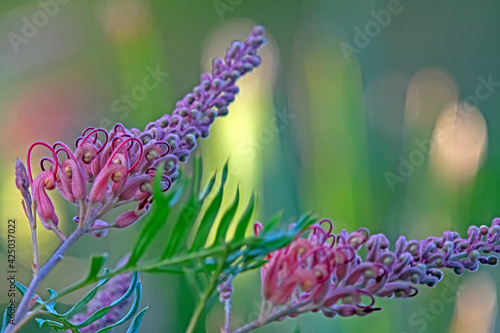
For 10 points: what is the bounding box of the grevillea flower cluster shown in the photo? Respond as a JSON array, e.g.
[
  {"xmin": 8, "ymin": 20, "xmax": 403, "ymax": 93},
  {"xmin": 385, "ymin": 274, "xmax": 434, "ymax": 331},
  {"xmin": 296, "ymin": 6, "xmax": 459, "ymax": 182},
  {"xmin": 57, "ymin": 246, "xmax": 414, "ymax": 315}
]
[
  {"xmin": 69, "ymin": 256, "xmax": 134, "ymax": 332},
  {"xmin": 25, "ymin": 26, "xmax": 266, "ymax": 236},
  {"xmin": 255, "ymin": 217, "xmax": 500, "ymax": 320}
]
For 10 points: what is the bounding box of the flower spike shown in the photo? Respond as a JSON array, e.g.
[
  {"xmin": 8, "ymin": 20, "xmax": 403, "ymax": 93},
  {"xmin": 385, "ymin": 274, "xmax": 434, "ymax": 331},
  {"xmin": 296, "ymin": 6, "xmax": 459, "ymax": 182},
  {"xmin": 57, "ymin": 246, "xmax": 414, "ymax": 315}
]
[{"xmin": 19, "ymin": 26, "xmax": 267, "ymax": 237}]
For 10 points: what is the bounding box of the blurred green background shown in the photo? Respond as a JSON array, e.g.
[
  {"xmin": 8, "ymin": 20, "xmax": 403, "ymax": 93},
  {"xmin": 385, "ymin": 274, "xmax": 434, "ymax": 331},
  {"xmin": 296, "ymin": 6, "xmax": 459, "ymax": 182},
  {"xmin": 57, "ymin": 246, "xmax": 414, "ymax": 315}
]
[{"xmin": 1, "ymin": 0, "xmax": 500, "ymax": 332}]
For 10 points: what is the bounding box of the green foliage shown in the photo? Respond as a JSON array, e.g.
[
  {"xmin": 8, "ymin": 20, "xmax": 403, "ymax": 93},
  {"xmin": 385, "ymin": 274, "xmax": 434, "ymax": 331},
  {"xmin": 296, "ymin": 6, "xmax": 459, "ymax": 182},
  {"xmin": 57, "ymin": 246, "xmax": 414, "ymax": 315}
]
[
  {"xmin": 125, "ymin": 156, "xmax": 316, "ymax": 277},
  {"xmin": 7, "ymin": 264, "xmax": 146, "ymax": 333},
  {"xmin": 4, "ymin": 157, "xmax": 315, "ymax": 333},
  {"xmin": 123, "ymin": 156, "xmax": 317, "ymax": 330},
  {"xmin": 125, "ymin": 307, "xmax": 148, "ymax": 333}
]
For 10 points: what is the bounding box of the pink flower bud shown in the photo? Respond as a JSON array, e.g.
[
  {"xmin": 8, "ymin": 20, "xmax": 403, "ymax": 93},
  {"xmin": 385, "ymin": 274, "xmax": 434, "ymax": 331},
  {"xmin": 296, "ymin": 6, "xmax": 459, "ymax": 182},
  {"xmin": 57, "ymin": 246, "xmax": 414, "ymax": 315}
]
[
  {"xmin": 32, "ymin": 171, "xmax": 59, "ymax": 229},
  {"xmin": 118, "ymin": 175, "xmax": 152, "ymax": 201},
  {"xmin": 15, "ymin": 158, "xmax": 30, "ymax": 200},
  {"xmin": 115, "ymin": 201, "xmax": 150, "ymax": 228},
  {"xmin": 91, "ymin": 220, "xmax": 109, "ymax": 238},
  {"xmin": 55, "ymin": 166, "xmax": 76, "ymax": 203},
  {"xmin": 89, "ymin": 164, "xmax": 127, "ymax": 203},
  {"xmin": 61, "ymin": 159, "xmax": 87, "ymax": 200}
]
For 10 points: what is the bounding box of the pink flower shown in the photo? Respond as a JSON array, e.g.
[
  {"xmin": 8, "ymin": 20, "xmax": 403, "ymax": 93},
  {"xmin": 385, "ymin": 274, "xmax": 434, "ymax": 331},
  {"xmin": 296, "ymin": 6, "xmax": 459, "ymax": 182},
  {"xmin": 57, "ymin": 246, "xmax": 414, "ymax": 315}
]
[
  {"xmin": 257, "ymin": 217, "xmax": 500, "ymax": 320},
  {"xmin": 23, "ymin": 26, "xmax": 267, "ymax": 236}
]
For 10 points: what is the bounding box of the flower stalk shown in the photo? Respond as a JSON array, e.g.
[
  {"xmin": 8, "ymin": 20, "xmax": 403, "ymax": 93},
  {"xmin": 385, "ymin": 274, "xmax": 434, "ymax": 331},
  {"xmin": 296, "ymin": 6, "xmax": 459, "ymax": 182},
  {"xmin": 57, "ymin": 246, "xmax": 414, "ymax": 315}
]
[{"xmin": 9, "ymin": 26, "xmax": 267, "ymax": 333}]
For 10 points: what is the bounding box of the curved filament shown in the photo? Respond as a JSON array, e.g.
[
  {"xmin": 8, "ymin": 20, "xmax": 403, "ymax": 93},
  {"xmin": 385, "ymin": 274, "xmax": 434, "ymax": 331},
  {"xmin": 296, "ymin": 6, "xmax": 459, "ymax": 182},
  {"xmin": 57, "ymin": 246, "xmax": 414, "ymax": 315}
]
[
  {"xmin": 254, "ymin": 222, "xmax": 264, "ymax": 236},
  {"xmin": 78, "ymin": 128, "xmax": 109, "ymax": 155},
  {"xmin": 27, "ymin": 141, "xmax": 59, "ymax": 183},
  {"xmin": 156, "ymin": 141, "xmax": 171, "ymax": 157},
  {"xmin": 40, "ymin": 157, "xmax": 55, "ymax": 172},
  {"xmin": 53, "ymin": 141, "xmax": 77, "ymax": 161},
  {"xmin": 106, "ymin": 137, "xmax": 143, "ymax": 173}
]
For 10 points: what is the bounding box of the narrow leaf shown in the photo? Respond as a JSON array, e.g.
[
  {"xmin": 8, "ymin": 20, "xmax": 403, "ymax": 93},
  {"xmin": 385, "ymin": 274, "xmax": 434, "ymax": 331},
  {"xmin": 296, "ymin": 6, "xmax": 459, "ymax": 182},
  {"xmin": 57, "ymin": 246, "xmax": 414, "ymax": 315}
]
[
  {"xmin": 75, "ymin": 272, "xmax": 139, "ymax": 329},
  {"xmin": 265, "ymin": 210, "xmax": 283, "ymax": 231},
  {"xmin": 84, "ymin": 254, "xmax": 108, "ymax": 282},
  {"xmin": 95, "ymin": 282, "xmax": 142, "ymax": 333},
  {"xmin": 52, "ymin": 274, "xmax": 110, "ymax": 319},
  {"xmin": 200, "ymin": 172, "xmax": 217, "ymax": 200},
  {"xmin": 190, "ymin": 163, "xmax": 228, "ymax": 252},
  {"xmin": 232, "ymin": 193, "xmax": 256, "ymax": 242},
  {"xmin": 193, "ymin": 155, "xmax": 203, "ymax": 197},
  {"xmin": 14, "ymin": 281, "xmax": 43, "ymax": 305},
  {"xmin": 289, "ymin": 213, "xmax": 316, "ymax": 233},
  {"xmin": 128, "ymin": 166, "xmax": 175, "ymax": 267},
  {"xmin": 213, "ymin": 186, "xmax": 240, "ymax": 246},
  {"xmin": 35, "ymin": 318, "xmax": 65, "ymax": 329},
  {"xmin": 161, "ymin": 162, "xmax": 204, "ymax": 259},
  {"xmin": 161, "ymin": 196, "xmax": 202, "ymax": 259},
  {"xmin": 13, "ymin": 281, "xmax": 27, "ymax": 296},
  {"xmin": 45, "ymin": 289, "xmax": 58, "ymax": 314},
  {"xmin": 1, "ymin": 305, "xmax": 13, "ymax": 333},
  {"xmin": 125, "ymin": 307, "xmax": 148, "ymax": 333}
]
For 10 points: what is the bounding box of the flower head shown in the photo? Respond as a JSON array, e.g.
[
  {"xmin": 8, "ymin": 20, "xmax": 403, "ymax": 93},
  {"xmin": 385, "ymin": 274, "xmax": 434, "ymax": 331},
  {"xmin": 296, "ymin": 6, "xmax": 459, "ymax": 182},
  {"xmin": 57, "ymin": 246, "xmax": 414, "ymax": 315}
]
[
  {"xmin": 23, "ymin": 26, "xmax": 266, "ymax": 235},
  {"xmin": 257, "ymin": 217, "xmax": 500, "ymax": 319}
]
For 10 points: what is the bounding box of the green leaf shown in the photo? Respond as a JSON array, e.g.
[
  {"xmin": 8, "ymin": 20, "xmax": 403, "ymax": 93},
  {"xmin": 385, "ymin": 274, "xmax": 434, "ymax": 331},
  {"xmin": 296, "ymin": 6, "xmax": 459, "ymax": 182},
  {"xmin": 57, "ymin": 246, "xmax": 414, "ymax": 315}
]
[
  {"xmin": 13, "ymin": 281, "xmax": 27, "ymax": 296},
  {"xmin": 51, "ymin": 273, "xmax": 110, "ymax": 319},
  {"xmin": 162, "ymin": 196, "xmax": 202, "ymax": 259},
  {"xmin": 232, "ymin": 193, "xmax": 256, "ymax": 242},
  {"xmin": 1, "ymin": 305, "xmax": 12, "ymax": 333},
  {"xmin": 35, "ymin": 318, "xmax": 65, "ymax": 330},
  {"xmin": 84, "ymin": 254, "xmax": 108, "ymax": 283},
  {"xmin": 168, "ymin": 177, "xmax": 187, "ymax": 207},
  {"xmin": 14, "ymin": 281, "xmax": 43, "ymax": 305},
  {"xmin": 96, "ymin": 282, "xmax": 142, "ymax": 333},
  {"xmin": 161, "ymin": 161, "xmax": 206, "ymax": 259},
  {"xmin": 265, "ymin": 210, "xmax": 283, "ymax": 231},
  {"xmin": 45, "ymin": 289, "xmax": 58, "ymax": 314},
  {"xmin": 75, "ymin": 272, "xmax": 139, "ymax": 329},
  {"xmin": 190, "ymin": 163, "xmax": 228, "ymax": 252},
  {"xmin": 128, "ymin": 167, "xmax": 176, "ymax": 267},
  {"xmin": 200, "ymin": 172, "xmax": 217, "ymax": 200},
  {"xmin": 289, "ymin": 213, "xmax": 316, "ymax": 233},
  {"xmin": 192, "ymin": 155, "xmax": 203, "ymax": 197},
  {"xmin": 213, "ymin": 186, "xmax": 240, "ymax": 246},
  {"xmin": 125, "ymin": 307, "xmax": 148, "ymax": 333}
]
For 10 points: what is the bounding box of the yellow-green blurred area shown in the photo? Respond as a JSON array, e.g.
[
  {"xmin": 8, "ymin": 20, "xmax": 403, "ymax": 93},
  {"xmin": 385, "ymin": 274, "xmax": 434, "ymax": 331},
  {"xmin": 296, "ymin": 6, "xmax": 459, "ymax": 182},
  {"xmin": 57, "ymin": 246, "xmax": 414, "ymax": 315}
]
[{"xmin": 1, "ymin": 0, "xmax": 500, "ymax": 332}]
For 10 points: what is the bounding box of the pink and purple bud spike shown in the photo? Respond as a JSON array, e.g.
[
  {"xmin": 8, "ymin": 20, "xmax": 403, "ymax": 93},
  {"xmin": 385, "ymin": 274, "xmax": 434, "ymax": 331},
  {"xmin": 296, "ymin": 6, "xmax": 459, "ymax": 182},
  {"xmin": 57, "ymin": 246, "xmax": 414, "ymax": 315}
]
[
  {"xmin": 23, "ymin": 26, "xmax": 266, "ymax": 234},
  {"xmin": 256, "ymin": 217, "xmax": 500, "ymax": 319}
]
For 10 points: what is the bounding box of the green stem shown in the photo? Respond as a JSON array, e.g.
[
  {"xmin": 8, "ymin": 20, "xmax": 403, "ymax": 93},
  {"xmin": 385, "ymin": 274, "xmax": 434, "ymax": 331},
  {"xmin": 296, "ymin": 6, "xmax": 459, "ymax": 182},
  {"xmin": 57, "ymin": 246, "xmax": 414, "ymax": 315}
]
[{"xmin": 186, "ymin": 251, "xmax": 226, "ymax": 333}]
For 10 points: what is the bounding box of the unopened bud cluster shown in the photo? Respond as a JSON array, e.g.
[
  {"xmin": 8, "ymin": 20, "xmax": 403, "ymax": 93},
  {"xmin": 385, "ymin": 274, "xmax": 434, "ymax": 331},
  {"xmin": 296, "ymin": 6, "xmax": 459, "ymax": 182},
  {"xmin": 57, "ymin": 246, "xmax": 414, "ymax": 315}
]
[
  {"xmin": 257, "ymin": 217, "xmax": 500, "ymax": 319},
  {"xmin": 22, "ymin": 26, "xmax": 266, "ymax": 235}
]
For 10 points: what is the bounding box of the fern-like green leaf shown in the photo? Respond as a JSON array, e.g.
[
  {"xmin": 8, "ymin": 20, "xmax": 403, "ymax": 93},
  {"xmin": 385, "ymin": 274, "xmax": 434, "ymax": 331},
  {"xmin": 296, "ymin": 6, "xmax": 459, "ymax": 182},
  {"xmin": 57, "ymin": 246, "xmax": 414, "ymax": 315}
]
[
  {"xmin": 213, "ymin": 186, "xmax": 240, "ymax": 246},
  {"xmin": 190, "ymin": 162, "xmax": 228, "ymax": 252},
  {"xmin": 232, "ymin": 192, "xmax": 256, "ymax": 242}
]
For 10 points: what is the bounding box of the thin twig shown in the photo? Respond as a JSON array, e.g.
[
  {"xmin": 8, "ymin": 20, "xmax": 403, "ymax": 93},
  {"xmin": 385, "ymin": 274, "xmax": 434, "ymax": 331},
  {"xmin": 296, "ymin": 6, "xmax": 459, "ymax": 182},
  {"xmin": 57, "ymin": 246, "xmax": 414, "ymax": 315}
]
[
  {"xmin": 28, "ymin": 200, "xmax": 40, "ymax": 274},
  {"xmin": 5, "ymin": 228, "xmax": 85, "ymax": 333},
  {"xmin": 46, "ymin": 220, "xmax": 67, "ymax": 241},
  {"xmin": 223, "ymin": 293, "xmax": 232, "ymax": 333},
  {"xmin": 186, "ymin": 251, "xmax": 227, "ymax": 333},
  {"xmin": 230, "ymin": 301, "xmax": 312, "ymax": 333}
]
